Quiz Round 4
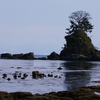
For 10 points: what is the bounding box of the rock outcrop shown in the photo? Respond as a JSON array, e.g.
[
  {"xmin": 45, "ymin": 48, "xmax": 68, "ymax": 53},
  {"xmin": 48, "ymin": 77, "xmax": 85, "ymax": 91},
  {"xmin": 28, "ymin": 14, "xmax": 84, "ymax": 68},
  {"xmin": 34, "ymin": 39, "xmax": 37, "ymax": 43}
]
[
  {"xmin": 1, "ymin": 52, "xmax": 34, "ymax": 60},
  {"xmin": 60, "ymin": 29, "xmax": 100, "ymax": 60},
  {"xmin": 48, "ymin": 52, "xmax": 60, "ymax": 60}
]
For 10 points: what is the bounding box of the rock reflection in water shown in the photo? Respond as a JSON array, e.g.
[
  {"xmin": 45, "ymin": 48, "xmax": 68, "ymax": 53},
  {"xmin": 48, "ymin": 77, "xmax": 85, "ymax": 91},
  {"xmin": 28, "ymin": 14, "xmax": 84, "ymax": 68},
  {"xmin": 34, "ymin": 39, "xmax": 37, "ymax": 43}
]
[{"xmin": 63, "ymin": 61, "xmax": 94, "ymax": 90}]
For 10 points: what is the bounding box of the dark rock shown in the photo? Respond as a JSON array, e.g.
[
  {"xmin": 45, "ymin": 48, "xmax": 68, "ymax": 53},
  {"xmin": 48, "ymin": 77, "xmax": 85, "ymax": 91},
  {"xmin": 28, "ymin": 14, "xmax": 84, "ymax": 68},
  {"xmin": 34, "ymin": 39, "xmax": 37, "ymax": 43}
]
[
  {"xmin": 32, "ymin": 71, "xmax": 46, "ymax": 79},
  {"xmin": 1, "ymin": 53, "xmax": 12, "ymax": 59},
  {"xmin": 2, "ymin": 73, "xmax": 7, "ymax": 79},
  {"xmin": 32, "ymin": 71, "xmax": 39, "ymax": 78},
  {"xmin": 22, "ymin": 52, "xmax": 34, "ymax": 60},
  {"xmin": 0, "ymin": 52, "xmax": 34, "ymax": 60},
  {"xmin": 0, "ymin": 91, "xmax": 13, "ymax": 100},
  {"xmin": 22, "ymin": 73, "xmax": 28, "ymax": 79},
  {"xmin": 10, "ymin": 92, "xmax": 33, "ymax": 100},
  {"xmin": 13, "ymin": 73, "xmax": 17, "ymax": 79},
  {"xmin": 54, "ymin": 75, "xmax": 58, "ymax": 78},
  {"xmin": 48, "ymin": 52, "xmax": 60, "ymax": 60},
  {"xmin": 0, "ymin": 86, "xmax": 100, "ymax": 100},
  {"xmin": 48, "ymin": 74, "xmax": 53, "ymax": 77},
  {"xmin": 57, "ymin": 67, "xmax": 62, "ymax": 70},
  {"xmin": 7, "ymin": 78, "xmax": 11, "ymax": 81}
]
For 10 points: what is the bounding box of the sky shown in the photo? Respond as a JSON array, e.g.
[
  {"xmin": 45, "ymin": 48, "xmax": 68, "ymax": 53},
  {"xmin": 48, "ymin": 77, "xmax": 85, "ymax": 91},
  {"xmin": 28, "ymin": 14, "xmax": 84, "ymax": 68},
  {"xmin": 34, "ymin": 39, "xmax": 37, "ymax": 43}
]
[{"xmin": 0, "ymin": 0, "xmax": 100, "ymax": 55}]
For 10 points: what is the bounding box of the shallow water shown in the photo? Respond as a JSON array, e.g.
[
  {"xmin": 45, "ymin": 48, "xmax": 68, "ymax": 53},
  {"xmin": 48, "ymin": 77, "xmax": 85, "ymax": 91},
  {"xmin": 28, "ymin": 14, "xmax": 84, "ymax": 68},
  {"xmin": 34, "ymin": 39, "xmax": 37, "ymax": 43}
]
[{"xmin": 0, "ymin": 59, "xmax": 100, "ymax": 94}]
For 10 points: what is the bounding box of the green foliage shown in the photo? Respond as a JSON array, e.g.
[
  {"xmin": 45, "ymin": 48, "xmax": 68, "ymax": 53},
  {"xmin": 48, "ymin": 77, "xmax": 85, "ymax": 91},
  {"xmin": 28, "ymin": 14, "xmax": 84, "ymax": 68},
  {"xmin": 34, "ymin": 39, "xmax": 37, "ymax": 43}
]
[
  {"xmin": 65, "ymin": 29, "xmax": 94, "ymax": 55},
  {"xmin": 66, "ymin": 11, "xmax": 93, "ymax": 34}
]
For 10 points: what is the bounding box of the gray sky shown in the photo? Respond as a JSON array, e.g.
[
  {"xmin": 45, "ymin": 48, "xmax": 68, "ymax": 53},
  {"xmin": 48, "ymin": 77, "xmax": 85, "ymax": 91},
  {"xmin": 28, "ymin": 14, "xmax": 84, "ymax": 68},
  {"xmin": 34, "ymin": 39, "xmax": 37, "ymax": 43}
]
[{"xmin": 0, "ymin": 0, "xmax": 100, "ymax": 55}]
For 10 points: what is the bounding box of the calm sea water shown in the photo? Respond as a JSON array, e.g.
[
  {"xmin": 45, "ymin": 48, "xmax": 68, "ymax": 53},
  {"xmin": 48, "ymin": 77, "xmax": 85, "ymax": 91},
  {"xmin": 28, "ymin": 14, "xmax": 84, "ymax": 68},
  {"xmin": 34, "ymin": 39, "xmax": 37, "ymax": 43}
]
[
  {"xmin": 0, "ymin": 59, "xmax": 100, "ymax": 94},
  {"xmin": 34, "ymin": 55, "xmax": 47, "ymax": 58}
]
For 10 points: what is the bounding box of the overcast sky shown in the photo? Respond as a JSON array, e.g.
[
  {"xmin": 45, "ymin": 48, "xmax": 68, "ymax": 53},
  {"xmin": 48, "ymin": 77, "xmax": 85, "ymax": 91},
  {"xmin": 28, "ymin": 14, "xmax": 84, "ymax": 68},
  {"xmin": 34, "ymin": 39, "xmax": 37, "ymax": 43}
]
[{"xmin": 0, "ymin": 0, "xmax": 100, "ymax": 55}]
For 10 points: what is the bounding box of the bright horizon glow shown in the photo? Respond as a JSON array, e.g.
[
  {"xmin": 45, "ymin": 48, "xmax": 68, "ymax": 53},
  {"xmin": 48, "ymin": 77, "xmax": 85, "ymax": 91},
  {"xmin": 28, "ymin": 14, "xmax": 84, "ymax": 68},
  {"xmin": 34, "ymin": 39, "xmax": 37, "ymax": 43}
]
[{"xmin": 0, "ymin": 0, "xmax": 100, "ymax": 55}]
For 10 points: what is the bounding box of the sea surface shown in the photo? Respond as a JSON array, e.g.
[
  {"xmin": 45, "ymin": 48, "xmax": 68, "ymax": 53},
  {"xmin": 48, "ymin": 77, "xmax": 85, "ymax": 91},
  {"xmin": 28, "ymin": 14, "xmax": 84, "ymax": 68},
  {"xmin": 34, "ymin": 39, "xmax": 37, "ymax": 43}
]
[
  {"xmin": 0, "ymin": 59, "xmax": 100, "ymax": 94},
  {"xmin": 34, "ymin": 55, "xmax": 47, "ymax": 58}
]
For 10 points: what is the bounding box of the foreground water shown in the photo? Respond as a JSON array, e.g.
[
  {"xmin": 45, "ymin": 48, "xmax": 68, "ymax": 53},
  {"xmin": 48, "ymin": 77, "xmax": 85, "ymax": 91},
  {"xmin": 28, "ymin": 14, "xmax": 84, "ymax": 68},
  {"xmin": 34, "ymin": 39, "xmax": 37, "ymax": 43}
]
[{"xmin": 0, "ymin": 59, "xmax": 100, "ymax": 94}]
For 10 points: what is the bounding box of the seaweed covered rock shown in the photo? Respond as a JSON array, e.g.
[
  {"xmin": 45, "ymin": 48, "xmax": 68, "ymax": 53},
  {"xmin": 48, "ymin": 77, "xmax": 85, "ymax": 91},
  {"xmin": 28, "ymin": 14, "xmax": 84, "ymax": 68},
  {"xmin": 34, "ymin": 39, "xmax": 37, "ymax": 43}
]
[
  {"xmin": 0, "ymin": 91, "xmax": 13, "ymax": 100},
  {"xmin": 9, "ymin": 87, "xmax": 100, "ymax": 100},
  {"xmin": 0, "ymin": 86, "xmax": 100, "ymax": 100},
  {"xmin": 10, "ymin": 92, "xmax": 33, "ymax": 100},
  {"xmin": 60, "ymin": 29, "xmax": 100, "ymax": 60}
]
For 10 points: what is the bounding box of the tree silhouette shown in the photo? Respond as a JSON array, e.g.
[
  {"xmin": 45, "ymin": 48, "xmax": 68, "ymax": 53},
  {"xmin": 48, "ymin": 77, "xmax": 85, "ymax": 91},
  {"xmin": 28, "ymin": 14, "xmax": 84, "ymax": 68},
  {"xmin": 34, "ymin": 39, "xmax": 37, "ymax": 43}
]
[{"xmin": 66, "ymin": 11, "xmax": 93, "ymax": 34}]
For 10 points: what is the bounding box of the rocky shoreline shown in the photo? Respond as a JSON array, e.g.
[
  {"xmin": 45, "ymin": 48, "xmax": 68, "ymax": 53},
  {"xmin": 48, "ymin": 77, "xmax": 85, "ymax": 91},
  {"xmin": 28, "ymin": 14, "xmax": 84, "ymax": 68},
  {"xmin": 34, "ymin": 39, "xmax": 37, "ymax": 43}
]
[{"xmin": 1, "ymin": 86, "xmax": 100, "ymax": 100}]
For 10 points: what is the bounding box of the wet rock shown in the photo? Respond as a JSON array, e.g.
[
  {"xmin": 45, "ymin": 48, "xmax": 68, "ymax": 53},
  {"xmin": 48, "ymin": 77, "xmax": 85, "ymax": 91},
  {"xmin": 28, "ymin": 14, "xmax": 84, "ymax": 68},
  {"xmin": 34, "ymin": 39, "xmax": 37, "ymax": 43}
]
[
  {"xmin": 48, "ymin": 74, "xmax": 53, "ymax": 77},
  {"xmin": 59, "ymin": 76, "xmax": 62, "ymax": 78},
  {"xmin": 13, "ymin": 73, "xmax": 18, "ymax": 79},
  {"xmin": 23, "ymin": 73, "xmax": 28, "ymax": 78},
  {"xmin": 17, "ymin": 67, "xmax": 22, "ymax": 69},
  {"xmin": 7, "ymin": 78, "xmax": 11, "ymax": 81},
  {"xmin": 32, "ymin": 71, "xmax": 39, "ymax": 78},
  {"xmin": 0, "ymin": 86, "xmax": 100, "ymax": 100},
  {"xmin": 2, "ymin": 73, "xmax": 7, "ymax": 79},
  {"xmin": 21, "ymin": 73, "xmax": 28, "ymax": 79},
  {"xmin": 10, "ymin": 92, "xmax": 33, "ymax": 100},
  {"xmin": 57, "ymin": 67, "xmax": 62, "ymax": 70},
  {"xmin": 18, "ymin": 73, "xmax": 21, "ymax": 78},
  {"xmin": 48, "ymin": 52, "xmax": 60, "ymax": 60},
  {"xmin": 54, "ymin": 75, "xmax": 58, "ymax": 78},
  {"xmin": 22, "ymin": 52, "xmax": 34, "ymax": 60},
  {"xmin": 32, "ymin": 71, "xmax": 46, "ymax": 79},
  {"xmin": 0, "ymin": 91, "xmax": 13, "ymax": 100}
]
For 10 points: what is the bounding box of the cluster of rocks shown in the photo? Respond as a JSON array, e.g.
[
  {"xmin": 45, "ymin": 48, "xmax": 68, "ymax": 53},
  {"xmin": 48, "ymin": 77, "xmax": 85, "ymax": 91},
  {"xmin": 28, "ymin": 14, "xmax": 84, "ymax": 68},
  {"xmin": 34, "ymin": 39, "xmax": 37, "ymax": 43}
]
[
  {"xmin": 0, "ymin": 52, "xmax": 34, "ymax": 60},
  {"xmin": 32, "ymin": 70, "xmax": 63, "ymax": 79},
  {"xmin": 48, "ymin": 29, "xmax": 100, "ymax": 61},
  {"xmin": 1, "ymin": 67, "xmax": 63, "ymax": 81},
  {"xmin": 1, "ymin": 86, "xmax": 100, "ymax": 100},
  {"xmin": 1, "ymin": 72, "xmax": 29, "ymax": 81},
  {"xmin": 32, "ymin": 71, "xmax": 46, "ymax": 79}
]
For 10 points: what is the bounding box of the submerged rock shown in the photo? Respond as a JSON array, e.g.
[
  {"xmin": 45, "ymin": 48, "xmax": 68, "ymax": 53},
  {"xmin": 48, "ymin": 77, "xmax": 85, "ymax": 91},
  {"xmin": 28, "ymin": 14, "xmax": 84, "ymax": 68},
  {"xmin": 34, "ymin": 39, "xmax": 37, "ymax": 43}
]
[{"xmin": 0, "ymin": 91, "xmax": 13, "ymax": 100}]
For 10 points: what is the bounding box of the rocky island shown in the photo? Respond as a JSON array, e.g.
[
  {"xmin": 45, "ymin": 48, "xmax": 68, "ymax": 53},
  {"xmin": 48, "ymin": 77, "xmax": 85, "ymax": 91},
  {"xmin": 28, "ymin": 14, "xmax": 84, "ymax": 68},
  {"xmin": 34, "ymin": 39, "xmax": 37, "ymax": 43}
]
[{"xmin": 60, "ymin": 29, "xmax": 100, "ymax": 61}]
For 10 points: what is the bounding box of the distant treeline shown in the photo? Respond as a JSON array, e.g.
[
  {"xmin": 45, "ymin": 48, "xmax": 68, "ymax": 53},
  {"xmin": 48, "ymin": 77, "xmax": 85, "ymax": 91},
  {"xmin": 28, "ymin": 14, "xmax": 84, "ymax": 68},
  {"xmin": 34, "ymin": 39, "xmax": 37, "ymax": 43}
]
[{"xmin": 0, "ymin": 52, "xmax": 34, "ymax": 60}]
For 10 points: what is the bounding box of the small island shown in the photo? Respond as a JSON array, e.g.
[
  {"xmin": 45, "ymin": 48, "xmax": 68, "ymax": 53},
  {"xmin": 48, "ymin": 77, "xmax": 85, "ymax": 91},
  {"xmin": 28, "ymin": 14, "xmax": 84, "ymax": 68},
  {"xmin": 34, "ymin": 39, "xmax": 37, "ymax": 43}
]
[{"xmin": 48, "ymin": 11, "xmax": 100, "ymax": 61}]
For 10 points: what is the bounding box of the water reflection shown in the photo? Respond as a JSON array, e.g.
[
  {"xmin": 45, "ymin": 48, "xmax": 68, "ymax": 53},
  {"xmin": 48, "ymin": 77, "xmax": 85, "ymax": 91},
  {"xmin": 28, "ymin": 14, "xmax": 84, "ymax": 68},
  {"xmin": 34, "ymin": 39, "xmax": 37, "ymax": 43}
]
[
  {"xmin": 64, "ymin": 61, "xmax": 94, "ymax": 70},
  {"xmin": 63, "ymin": 61, "xmax": 95, "ymax": 90}
]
